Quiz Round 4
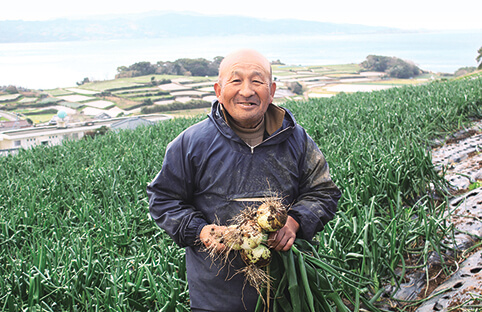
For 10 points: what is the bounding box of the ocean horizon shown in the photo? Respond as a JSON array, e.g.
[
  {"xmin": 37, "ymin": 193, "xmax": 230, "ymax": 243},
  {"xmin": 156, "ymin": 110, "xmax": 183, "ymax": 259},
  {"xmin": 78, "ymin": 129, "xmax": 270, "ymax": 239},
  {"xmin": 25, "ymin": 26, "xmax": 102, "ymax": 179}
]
[{"xmin": 1, "ymin": 30, "xmax": 481, "ymax": 90}]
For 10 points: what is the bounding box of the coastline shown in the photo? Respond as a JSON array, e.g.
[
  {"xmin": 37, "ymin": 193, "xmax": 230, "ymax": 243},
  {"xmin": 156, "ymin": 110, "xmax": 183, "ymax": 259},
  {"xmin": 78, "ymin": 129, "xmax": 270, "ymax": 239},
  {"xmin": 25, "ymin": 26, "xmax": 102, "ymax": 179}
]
[{"xmin": 1, "ymin": 31, "xmax": 480, "ymax": 89}]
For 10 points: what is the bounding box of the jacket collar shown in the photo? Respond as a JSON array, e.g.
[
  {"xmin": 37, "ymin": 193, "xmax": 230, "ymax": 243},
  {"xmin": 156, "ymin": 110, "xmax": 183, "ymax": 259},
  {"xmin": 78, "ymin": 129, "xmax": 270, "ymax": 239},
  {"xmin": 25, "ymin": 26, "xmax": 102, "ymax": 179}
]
[{"xmin": 209, "ymin": 99, "xmax": 296, "ymax": 142}]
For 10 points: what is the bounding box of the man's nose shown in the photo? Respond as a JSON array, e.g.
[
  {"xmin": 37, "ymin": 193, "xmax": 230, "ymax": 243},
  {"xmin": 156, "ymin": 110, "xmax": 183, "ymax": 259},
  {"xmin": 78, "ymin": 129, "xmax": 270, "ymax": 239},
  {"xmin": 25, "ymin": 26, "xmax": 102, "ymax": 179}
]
[{"xmin": 239, "ymin": 81, "xmax": 255, "ymax": 97}]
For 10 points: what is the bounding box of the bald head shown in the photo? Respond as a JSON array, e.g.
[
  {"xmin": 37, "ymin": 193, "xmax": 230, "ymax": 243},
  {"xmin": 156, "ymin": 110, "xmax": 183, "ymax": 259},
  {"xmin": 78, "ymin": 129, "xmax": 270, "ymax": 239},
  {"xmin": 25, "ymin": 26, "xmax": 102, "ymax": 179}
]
[
  {"xmin": 218, "ymin": 49, "xmax": 273, "ymax": 84},
  {"xmin": 213, "ymin": 49, "xmax": 277, "ymax": 128}
]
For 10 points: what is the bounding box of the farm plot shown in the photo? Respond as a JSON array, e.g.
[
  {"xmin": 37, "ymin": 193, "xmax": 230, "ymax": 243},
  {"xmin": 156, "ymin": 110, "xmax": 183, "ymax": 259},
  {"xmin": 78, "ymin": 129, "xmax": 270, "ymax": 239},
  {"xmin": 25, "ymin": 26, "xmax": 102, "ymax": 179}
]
[
  {"xmin": 197, "ymin": 87, "xmax": 215, "ymax": 92},
  {"xmin": 83, "ymin": 100, "xmax": 115, "ymax": 109},
  {"xmin": 158, "ymin": 83, "xmax": 192, "ymax": 92},
  {"xmin": 202, "ymin": 95, "xmax": 217, "ymax": 102},
  {"xmin": 0, "ymin": 93, "xmax": 21, "ymax": 102},
  {"xmin": 45, "ymin": 105, "xmax": 77, "ymax": 115},
  {"xmin": 65, "ymin": 88, "xmax": 99, "ymax": 95},
  {"xmin": 81, "ymin": 106, "xmax": 125, "ymax": 117},
  {"xmin": 18, "ymin": 97, "xmax": 37, "ymax": 104},
  {"xmin": 170, "ymin": 90, "xmax": 208, "ymax": 98},
  {"xmin": 1, "ymin": 74, "xmax": 481, "ymax": 311},
  {"xmin": 185, "ymin": 82, "xmax": 215, "ymax": 89},
  {"xmin": 77, "ymin": 79, "xmax": 143, "ymax": 92},
  {"xmin": 58, "ymin": 94, "xmax": 96, "ymax": 102},
  {"xmin": 153, "ymin": 99, "xmax": 176, "ymax": 105}
]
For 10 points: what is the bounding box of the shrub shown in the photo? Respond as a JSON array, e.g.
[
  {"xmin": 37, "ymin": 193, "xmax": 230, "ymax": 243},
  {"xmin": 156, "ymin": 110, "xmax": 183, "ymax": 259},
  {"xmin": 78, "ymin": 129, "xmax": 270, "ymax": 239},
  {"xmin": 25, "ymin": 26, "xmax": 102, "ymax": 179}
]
[
  {"xmin": 5, "ymin": 85, "xmax": 18, "ymax": 94},
  {"xmin": 287, "ymin": 81, "xmax": 304, "ymax": 95},
  {"xmin": 361, "ymin": 55, "xmax": 421, "ymax": 78}
]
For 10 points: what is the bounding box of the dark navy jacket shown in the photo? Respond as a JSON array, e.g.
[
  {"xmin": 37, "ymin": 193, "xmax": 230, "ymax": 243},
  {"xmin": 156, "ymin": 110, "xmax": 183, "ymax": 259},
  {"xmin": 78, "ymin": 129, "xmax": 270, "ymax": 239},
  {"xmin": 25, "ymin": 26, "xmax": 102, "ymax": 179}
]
[{"xmin": 147, "ymin": 100, "xmax": 341, "ymax": 311}]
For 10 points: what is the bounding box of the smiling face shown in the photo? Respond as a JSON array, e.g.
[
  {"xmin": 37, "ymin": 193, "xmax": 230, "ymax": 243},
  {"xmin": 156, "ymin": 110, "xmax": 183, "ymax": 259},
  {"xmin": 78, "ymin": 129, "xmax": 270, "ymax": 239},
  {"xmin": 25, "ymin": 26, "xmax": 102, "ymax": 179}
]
[{"xmin": 214, "ymin": 50, "xmax": 276, "ymax": 129}]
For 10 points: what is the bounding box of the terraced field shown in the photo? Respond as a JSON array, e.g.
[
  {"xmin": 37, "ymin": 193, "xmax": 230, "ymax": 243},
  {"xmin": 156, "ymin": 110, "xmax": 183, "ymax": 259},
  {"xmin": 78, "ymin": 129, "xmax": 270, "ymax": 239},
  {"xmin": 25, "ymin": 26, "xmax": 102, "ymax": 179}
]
[{"xmin": 1, "ymin": 63, "xmax": 434, "ymax": 125}]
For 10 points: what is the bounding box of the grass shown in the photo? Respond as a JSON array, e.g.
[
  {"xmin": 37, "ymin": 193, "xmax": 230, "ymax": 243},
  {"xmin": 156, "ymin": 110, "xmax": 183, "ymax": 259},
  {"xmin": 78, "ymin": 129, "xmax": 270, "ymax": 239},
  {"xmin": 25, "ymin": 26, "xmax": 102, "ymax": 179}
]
[
  {"xmin": 0, "ymin": 116, "xmax": 202, "ymax": 311},
  {"xmin": 26, "ymin": 113, "xmax": 56, "ymax": 123},
  {"xmin": 163, "ymin": 107, "xmax": 210, "ymax": 118},
  {"xmin": 281, "ymin": 76, "xmax": 482, "ymax": 309}
]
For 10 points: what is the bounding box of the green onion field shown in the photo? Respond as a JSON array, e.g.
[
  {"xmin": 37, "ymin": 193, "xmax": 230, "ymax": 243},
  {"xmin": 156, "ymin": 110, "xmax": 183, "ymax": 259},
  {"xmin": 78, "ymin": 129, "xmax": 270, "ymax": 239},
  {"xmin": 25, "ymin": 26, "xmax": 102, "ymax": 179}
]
[{"xmin": 1, "ymin": 75, "xmax": 481, "ymax": 311}]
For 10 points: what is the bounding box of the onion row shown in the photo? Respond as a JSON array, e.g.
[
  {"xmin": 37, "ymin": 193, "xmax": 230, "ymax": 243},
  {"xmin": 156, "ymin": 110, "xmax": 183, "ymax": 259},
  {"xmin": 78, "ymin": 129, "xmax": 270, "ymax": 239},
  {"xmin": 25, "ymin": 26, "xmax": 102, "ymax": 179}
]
[{"xmin": 255, "ymin": 239, "xmax": 383, "ymax": 312}]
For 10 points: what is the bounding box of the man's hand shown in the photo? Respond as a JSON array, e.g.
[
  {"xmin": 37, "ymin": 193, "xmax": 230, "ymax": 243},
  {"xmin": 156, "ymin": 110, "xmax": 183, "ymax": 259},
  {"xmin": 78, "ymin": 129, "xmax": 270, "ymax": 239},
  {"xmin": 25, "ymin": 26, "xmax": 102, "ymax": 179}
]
[
  {"xmin": 199, "ymin": 224, "xmax": 227, "ymax": 252},
  {"xmin": 267, "ymin": 216, "xmax": 299, "ymax": 251}
]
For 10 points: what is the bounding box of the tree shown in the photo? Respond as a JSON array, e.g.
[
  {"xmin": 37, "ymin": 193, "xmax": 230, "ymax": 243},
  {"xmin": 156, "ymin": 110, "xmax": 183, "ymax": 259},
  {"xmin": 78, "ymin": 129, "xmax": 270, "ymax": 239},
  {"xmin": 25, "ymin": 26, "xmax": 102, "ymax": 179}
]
[
  {"xmin": 142, "ymin": 98, "xmax": 153, "ymax": 106},
  {"xmin": 117, "ymin": 66, "xmax": 128, "ymax": 73},
  {"xmin": 455, "ymin": 67, "xmax": 476, "ymax": 77},
  {"xmin": 208, "ymin": 56, "xmax": 224, "ymax": 76},
  {"xmin": 128, "ymin": 61, "xmax": 157, "ymax": 76},
  {"xmin": 477, "ymin": 46, "xmax": 482, "ymax": 70},
  {"xmin": 118, "ymin": 57, "xmax": 222, "ymax": 78},
  {"xmin": 361, "ymin": 55, "xmax": 421, "ymax": 78},
  {"xmin": 5, "ymin": 85, "xmax": 18, "ymax": 94},
  {"xmin": 156, "ymin": 61, "xmax": 186, "ymax": 75},
  {"xmin": 287, "ymin": 81, "xmax": 303, "ymax": 95},
  {"xmin": 176, "ymin": 58, "xmax": 216, "ymax": 76},
  {"xmin": 361, "ymin": 55, "xmax": 391, "ymax": 72},
  {"xmin": 387, "ymin": 61, "xmax": 420, "ymax": 79},
  {"xmin": 76, "ymin": 77, "xmax": 90, "ymax": 86}
]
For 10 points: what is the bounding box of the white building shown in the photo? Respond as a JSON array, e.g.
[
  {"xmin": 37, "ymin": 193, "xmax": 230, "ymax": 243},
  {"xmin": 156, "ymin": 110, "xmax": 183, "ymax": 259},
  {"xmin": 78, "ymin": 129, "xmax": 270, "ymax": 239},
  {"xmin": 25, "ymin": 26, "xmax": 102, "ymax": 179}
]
[{"xmin": 0, "ymin": 115, "xmax": 172, "ymax": 156}]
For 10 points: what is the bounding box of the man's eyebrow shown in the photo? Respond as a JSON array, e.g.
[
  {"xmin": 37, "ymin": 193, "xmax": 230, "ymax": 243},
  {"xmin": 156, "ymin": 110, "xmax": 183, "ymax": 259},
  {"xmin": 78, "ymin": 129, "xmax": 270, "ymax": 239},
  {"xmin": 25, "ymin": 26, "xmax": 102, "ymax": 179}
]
[
  {"xmin": 229, "ymin": 70, "xmax": 241, "ymax": 77},
  {"xmin": 230, "ymin": 70, "xmax": 264, "ymax": 78},
  {"xmin": 251, "ymin": 71, "xmax": 264, "ymax": 78}
]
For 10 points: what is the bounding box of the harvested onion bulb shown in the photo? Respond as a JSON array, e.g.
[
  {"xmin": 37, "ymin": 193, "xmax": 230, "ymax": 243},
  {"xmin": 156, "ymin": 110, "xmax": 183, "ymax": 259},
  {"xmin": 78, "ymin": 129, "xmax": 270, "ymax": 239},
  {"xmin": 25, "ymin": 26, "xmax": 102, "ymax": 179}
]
[
  {"xmin": 256, "ymin": 200, "xmax": 288, "ymax": 232},
  {"xmin": 239, "ymin": 220, "xmax": 266, "ymax": 250},
  {"xmin": 241, "ymin": 244, "xmax": 272, "ymax": 267}
]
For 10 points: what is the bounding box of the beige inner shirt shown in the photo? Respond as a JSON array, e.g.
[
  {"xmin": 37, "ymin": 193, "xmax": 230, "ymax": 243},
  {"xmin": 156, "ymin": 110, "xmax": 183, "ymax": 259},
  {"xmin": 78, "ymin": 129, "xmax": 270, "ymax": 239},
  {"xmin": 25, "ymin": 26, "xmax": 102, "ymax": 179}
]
[{"xmin": 222, "ymin": 104, "xmax": 286, "ymax": 148}]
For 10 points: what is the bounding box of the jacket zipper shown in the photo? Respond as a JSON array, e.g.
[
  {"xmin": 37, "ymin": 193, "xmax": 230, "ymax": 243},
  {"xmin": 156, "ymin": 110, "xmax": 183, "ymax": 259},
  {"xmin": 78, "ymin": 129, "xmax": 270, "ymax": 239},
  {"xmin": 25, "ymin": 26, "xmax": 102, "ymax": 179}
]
[
  {"xmin": 248, "ymin": 127, "xmax": 292, "ymax": 154},
  {"xmin": 232, "ymin": 197, "xmax": 282, "ymax": 202}
]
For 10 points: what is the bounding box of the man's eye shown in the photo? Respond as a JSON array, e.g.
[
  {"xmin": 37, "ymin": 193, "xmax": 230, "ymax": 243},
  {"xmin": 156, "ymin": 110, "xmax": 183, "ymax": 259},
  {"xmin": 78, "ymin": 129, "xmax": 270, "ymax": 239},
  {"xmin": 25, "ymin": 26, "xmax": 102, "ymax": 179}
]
[{"xmin": 253, "ymin": 80, "xmax": 263, "ymax": 84}]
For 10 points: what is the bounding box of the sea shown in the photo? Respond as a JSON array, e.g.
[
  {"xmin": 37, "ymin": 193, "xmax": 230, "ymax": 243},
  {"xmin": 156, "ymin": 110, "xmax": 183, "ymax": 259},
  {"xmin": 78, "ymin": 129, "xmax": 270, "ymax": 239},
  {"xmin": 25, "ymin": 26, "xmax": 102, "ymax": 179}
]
[{"xmin": 1, "ymin": 30, "xmax": 481, "ymax": 90}]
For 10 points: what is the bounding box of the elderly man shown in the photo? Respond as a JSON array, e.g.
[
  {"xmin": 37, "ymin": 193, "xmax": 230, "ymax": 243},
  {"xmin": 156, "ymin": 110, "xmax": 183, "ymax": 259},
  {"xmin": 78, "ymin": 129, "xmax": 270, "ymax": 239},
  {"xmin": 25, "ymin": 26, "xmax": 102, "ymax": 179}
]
[{"xmin": 147, "ymin": 49, "xmax": 341, "ymax": 311}]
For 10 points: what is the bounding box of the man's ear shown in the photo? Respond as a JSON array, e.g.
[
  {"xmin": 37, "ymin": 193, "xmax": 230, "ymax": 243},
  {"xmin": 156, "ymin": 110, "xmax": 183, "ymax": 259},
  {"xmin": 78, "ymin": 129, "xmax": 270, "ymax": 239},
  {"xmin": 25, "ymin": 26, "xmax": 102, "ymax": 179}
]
[
  {"xmin": 270, "ymin": 82, "xmax": 277, "ymax": 98},
  {"xmin": 214, "ymin": 82, "xmax": 222, "ymax": 99}
]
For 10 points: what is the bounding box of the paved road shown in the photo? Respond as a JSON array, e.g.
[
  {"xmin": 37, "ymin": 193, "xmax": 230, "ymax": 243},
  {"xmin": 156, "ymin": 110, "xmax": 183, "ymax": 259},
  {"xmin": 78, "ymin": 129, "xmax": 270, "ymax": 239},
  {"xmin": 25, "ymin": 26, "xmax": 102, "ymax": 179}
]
[{"xmin": 0, "ymin": 110, "xmax": 19, "ymax": 121}]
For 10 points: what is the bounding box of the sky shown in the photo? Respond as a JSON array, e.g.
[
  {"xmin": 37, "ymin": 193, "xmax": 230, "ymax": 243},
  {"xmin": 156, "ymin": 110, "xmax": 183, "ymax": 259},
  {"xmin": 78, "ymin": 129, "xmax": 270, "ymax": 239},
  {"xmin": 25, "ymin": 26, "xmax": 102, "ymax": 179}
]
[{"xmin": 1, "ymin": 0, "xmax": 481, "ymax": 31}]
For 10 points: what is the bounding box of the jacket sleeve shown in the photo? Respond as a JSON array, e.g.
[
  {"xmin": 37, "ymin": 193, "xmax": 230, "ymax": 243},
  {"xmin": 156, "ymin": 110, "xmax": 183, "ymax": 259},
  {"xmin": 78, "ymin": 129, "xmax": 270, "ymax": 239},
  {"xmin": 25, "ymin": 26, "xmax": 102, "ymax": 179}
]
[
  {"xmin": 289, "ymin": 133, "xmax": 342, "ymax": 240},
  {"xmin": 146, "ymin": 136, "xmax": 208, "ymax": 248}
]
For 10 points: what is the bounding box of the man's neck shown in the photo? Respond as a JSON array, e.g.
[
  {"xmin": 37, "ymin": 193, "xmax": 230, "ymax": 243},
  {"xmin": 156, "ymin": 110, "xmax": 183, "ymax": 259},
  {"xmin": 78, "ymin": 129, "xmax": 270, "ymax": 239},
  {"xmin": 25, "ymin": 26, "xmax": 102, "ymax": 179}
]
[{"xmin": 226, "ymin": 113, "xmax": 265, "ymax": 147}]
